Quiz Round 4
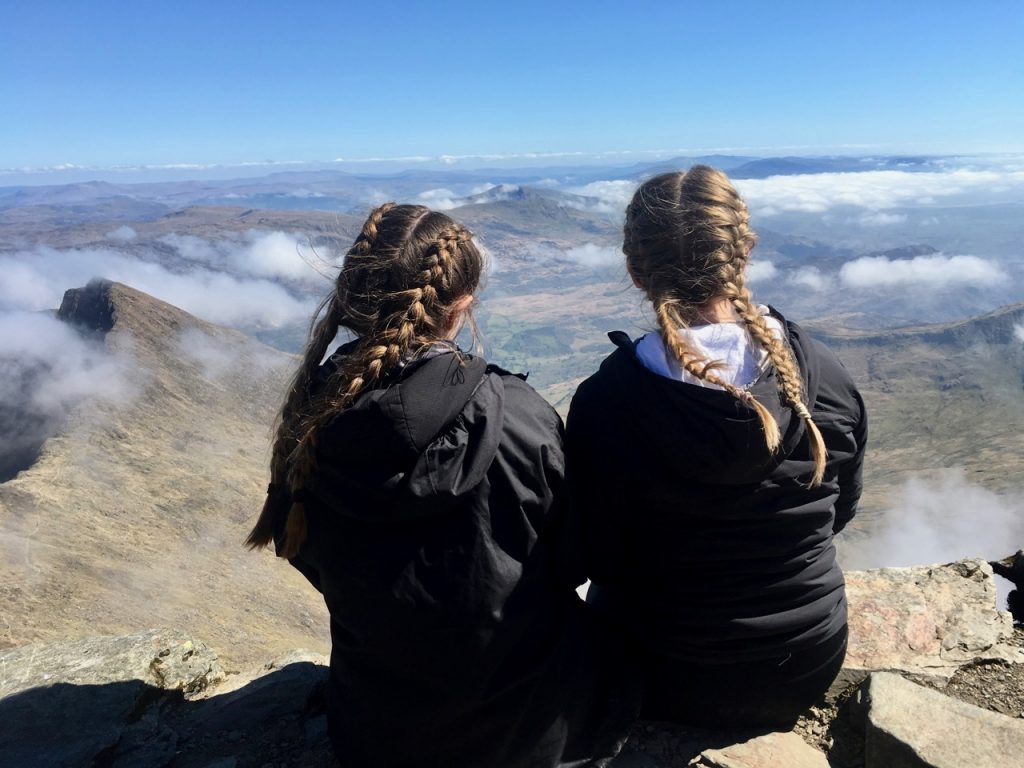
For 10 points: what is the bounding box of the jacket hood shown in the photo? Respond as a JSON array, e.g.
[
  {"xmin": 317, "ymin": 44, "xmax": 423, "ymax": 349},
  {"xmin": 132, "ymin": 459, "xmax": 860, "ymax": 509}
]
[
  {"xmin": 601, "ymin": 309, "xmax": 822, "ymax": 486},
  {"xmin": 310, "ymin": 346, "xmax": 502, "ymax": 520}
]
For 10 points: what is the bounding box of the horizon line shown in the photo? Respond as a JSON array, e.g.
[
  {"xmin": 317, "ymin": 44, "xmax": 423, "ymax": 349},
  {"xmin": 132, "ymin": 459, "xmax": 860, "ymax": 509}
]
[{"xmin": 6, "ymin": 141, "xmax": 1024, "ymax": 179}]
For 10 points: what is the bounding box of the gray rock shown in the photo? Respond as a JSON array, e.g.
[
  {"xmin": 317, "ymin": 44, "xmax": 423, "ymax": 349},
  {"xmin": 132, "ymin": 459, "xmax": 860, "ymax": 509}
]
[
  {"xmin": 0, "ymin": 629, "xmax": 223, "ymax": 768},
  {"xmin": 0, "ymin": 628, "xmax": 224, "ymax": 698},
  {"xmin": 860, "ymin": 671, "xmax": 1024, "ymax": 768},
  {"xmin": 845, "ymin": 559, "xmax": 1023, "ymax": 681},
  {"xmin": 689, "ymin": 731, "xmax": 829, "ymax": 767}
]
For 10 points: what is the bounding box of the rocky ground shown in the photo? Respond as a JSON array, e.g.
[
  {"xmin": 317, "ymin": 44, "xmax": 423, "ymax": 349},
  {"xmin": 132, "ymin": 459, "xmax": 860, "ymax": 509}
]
[
  {"xmin": 2, "ymin": 561, "xmax": 1023, "ymax": 768},
  {"xmin": 787, "ymin": 627, "xmax": 1024, "ymax": 767},
  {"xmin": 941, "ymin": 629, "xmax": 1024, "ymax": 718}
]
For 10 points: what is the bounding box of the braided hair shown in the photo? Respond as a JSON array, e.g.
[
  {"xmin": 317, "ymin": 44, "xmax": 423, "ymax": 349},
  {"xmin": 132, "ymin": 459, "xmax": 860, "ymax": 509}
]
[
  {"xmin": 623, "ymin": 166, "xmax": 827, "ymax": 486},
  {"xmin": 246, "ymin": 203, "xmax": 484, "ymax": 556}
]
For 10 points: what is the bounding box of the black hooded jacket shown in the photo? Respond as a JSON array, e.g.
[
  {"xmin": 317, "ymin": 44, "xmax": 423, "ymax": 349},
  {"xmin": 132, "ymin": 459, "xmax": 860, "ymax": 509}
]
[
  {"xmin": 280, "ymin": 345, "xmax": 635, "ymax": 768},
  {"xmin": 565, "ymin": 312, "xmax": 866, "ymax": 665}
]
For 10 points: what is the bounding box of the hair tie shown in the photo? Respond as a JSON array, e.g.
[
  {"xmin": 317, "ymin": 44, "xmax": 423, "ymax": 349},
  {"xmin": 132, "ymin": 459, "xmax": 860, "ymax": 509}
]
[{"xmin": 794, "ymin": 403, "xmax": 812, "ymax": 420}]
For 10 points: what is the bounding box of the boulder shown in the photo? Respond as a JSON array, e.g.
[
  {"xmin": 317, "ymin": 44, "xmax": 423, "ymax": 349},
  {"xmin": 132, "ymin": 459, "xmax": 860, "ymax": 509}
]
[
  {"xmin": 0, "ymin": 629, "xmax": 223, "ymax": 768},
  {"xmin": 0, "ymin": 631, "xmax": 332, "ymax": 768},
  {"xmin": 690, "ymin": 731, "xmax": 829, "ymax": 767},
  {"xmin": 845, "ymin": 560, "xmax": 1022, "ymax": 682},
  {"xmin": 859, "ymin": 671, "xmax": 1024, "ymax": 767}
]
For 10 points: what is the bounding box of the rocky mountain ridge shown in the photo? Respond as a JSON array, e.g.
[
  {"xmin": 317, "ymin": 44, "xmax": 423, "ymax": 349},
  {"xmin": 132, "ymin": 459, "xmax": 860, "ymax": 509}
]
[{"xmin": 0, "ymin": 280, "xmax": 329, "ymax": 664}]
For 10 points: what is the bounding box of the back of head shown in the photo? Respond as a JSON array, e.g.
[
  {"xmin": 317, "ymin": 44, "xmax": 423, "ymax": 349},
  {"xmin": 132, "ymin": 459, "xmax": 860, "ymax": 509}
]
[
  {"xmin": 247, "ymin": 203, "xmax": 484, "ymax": 557},
  {"xmin": 624, "ymin": 165, "xmax": 757, "ymax": 314},
  {"xmin": 623, "ymin": 166, "xmax": 826, "ymax": 486}
]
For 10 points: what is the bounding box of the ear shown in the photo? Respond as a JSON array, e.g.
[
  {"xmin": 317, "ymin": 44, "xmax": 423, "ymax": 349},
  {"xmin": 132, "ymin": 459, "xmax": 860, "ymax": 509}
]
[
  {"xmin": 443, "ymin": 294, "xmax": 475, "ymax": 339},
  {"xmin": 451, "ymin": 294, "xmax": 474, "ymax": 314}
]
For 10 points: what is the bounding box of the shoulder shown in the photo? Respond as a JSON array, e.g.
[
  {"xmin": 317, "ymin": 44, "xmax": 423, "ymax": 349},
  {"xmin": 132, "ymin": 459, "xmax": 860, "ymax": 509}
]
[
  {"xmin": 480, "ymin": 363, "xmax": 564, "ymax": 438},
  {"xmin": 567, "ymin": 335, "xmax": 635, "ymax": 434},
  {"xmin": 788, "ymin": 320, "xmax": 864, "ymax": 422},
  {"xmin": 574, "ymin": 336, "xmax": 636, "ymax": 404}
]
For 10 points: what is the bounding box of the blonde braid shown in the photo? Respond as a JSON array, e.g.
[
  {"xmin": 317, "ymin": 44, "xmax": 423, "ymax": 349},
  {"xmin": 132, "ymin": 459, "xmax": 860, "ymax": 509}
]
[
  {"xmin": 655, "ymin": 300, "xmax": 781, "ymax": 450},
  {"xmin": 724, "ymin": 267, "xmax": 827, "ymax": 487},
  {"xmin": 717, "ymin": 178, "xmax": 827, "ymax": 487}
]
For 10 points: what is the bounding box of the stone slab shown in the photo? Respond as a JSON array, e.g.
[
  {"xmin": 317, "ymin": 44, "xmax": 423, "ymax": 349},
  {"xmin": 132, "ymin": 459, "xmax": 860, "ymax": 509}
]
[
  {"xmin": 861, "ymin": 671, "xmax": 1024, "ymax": 768},
  {"xmin": 690, "ymin": 731, "xmax": 829, "ymax": 767}
]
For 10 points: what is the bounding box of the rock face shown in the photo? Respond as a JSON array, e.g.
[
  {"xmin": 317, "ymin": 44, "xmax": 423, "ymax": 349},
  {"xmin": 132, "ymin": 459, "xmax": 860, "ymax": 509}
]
[
  {"xmin": 58, "ymin": 278, "xmax": 118, "ymax": 333},
  {"xmin": 1, "ymin": 561, "xmax": 1021, "ymax": 768},
  {"xmin": 845, "ymin": 559, "xmax": 1022, "ymax": 681}
]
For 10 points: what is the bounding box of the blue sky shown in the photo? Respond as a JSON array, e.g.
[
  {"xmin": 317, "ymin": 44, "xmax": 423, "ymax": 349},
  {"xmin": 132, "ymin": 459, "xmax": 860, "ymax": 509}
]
[{"xmin": 2, "ymin": 0, "xmax": 1022, "ymax": 171}]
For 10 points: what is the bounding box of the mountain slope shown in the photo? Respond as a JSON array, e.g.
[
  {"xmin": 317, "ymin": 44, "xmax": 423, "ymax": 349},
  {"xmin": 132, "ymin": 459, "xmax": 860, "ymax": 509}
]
[
  {"xmin": 0, "ymin": 281, "xmax": 328, "ymax": 664},
  {"xmin": 809, "ymin": 303, "xmax": 1024, "ymax": 525}
]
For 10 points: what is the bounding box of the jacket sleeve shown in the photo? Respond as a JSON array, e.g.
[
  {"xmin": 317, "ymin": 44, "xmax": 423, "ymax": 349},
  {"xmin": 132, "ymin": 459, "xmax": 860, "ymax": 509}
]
[
  {"xmin": 564, "ymin": 379, "xmax": 631, "ymax": 588},
  {"xmin": 832, "ymin": 385, "xmax": 866, "ymax": 534},
  {"xmin": 810, "ymin": 339, "xmax": 868, "ymax": 534}
]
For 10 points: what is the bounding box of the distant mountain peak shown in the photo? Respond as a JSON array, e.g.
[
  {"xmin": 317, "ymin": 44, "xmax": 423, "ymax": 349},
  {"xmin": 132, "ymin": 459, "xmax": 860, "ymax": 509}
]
[
  {"xmin": 58, "ymin": 279, "xmax": 118, "ymax": 334},
  {"xmin": 57, "ymin": 279, "xmax": 223, "ymax": 349}
]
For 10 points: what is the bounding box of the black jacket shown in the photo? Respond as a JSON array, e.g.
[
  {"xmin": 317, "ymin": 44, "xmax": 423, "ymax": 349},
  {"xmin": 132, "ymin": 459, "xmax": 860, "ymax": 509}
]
[
  {"xmin": 565, "ymin": 312, "xmax": 866, "ymax": 665},
  {"xmin": 280, "ymin": 346, "xmax": 635, "ymax": 768}
]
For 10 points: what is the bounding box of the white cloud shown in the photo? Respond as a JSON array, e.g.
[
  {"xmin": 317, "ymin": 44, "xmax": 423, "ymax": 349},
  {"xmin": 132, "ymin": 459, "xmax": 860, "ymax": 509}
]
[
  {"xmin": 0, "ymin": 245, "xmax": 315, "ymax": 329},
  {"xmin": 284, "ymin": 188, "xmax": 325, "ymax": 199},
  {"xmin": 0, "ymin": 311, "xmax": 136, "ymax": 479},
  {"xmin": 746, "ymin": 259, "xmax": 778, "ymax": 283},
  {"xmin": 158, "ymin": 230, "xmax": 333, "ymax": 284},
  {"xmin": 158, "ymin": 233, "xmax": 220, "ymax": 263},
  {"xmin": 231, "ymin": 231, "xmax": 331, "ymax": 281},
  {"xmin": 841, "ymin": 471, "xmax": 1024, "ymax": 568},
  {"xmin": 105, "ymin": 226, "xmax": 137, "ymax": 241},
  {"xmin": 564, "ymin": 180, "xmax": 638, "ymax": 214},
  {"xmin": 563, "ymin": 243, "xmax": 621, "ymax": 268},
  {"xmin": 791, "ymin": 266, "xmax": 831, "ymax": 291},
  {"xmin": 736, "ymin": 169, "xmax": 1024, "ymax": 216},
  {"xmin": 416, "ymin": 188, "xmax": 460, "ymax": 210},
  {"xmin": 858, "ymin": 212, "xmax": 907, "ymax": 227},
  {"xmin": 416, "ymin": 184, "xmax": 518, "ymax": 211},
  {"xmin": 1014, "ymin": 323, "xmax": 1024, "ymax": 343},
  {"xmin": 838, "ymin": 254, "xmax": 1006, "ymax": 289}
]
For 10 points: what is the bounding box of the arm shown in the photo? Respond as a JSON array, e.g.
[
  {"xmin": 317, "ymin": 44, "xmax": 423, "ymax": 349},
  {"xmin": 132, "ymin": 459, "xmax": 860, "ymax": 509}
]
[
  {"xmin": 832, "ymin": 385, "xmax": 866, "ymax": 533},
  {"xmin": 809, "ymin": 339, "xmax": 868, "ymax": 534},
  {"xmin": 564, "ymin": 381, "xmax": 631, "ymax": 587}
]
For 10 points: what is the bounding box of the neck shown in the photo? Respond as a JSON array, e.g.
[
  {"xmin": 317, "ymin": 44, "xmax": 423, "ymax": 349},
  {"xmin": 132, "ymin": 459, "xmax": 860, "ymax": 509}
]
[{"xmin": 693, "ymin": 296, "xmax": 742, "ymax": 325}]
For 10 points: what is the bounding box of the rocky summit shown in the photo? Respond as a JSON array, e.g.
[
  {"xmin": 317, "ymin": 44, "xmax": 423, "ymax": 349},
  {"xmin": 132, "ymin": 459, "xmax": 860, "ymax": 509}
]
[{"xmin": 2, "ymin": 560, "xmax": 1022, "ymax": 768}]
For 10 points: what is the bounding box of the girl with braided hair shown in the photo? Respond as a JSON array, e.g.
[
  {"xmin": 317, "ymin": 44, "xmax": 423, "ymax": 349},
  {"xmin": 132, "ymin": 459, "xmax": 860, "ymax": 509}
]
[
  {"xmin": 247, "ymin": 204, "xmax": 635, "ymax": 767},
  {"xmin": 566, "ymin": 167, "xmax": 867, "ymax": 728}
]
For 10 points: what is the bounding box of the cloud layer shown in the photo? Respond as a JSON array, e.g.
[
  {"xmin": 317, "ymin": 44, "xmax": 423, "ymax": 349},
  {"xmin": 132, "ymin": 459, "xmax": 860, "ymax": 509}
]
[
  {"xmin": 841, "ymin": 471, "xmax": 1024, "ymax": 570},
  {"xmin": 0, "ymin": 311, "xmax": 135, "ymax": 480},
  {"xmin": 0, "ymin": 235, "xmax": 323, "ymax": 329},
  {"xmin": 838, "ymin": 254, "xmax": 1006, "ymax": 289},
  {"xmin": 736, "ymin": 169, "xmax": 1024, "ymax": 216},
  {"xmin": 563, "ymin": 243, "xmax": 621, "ymax": 268}
]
